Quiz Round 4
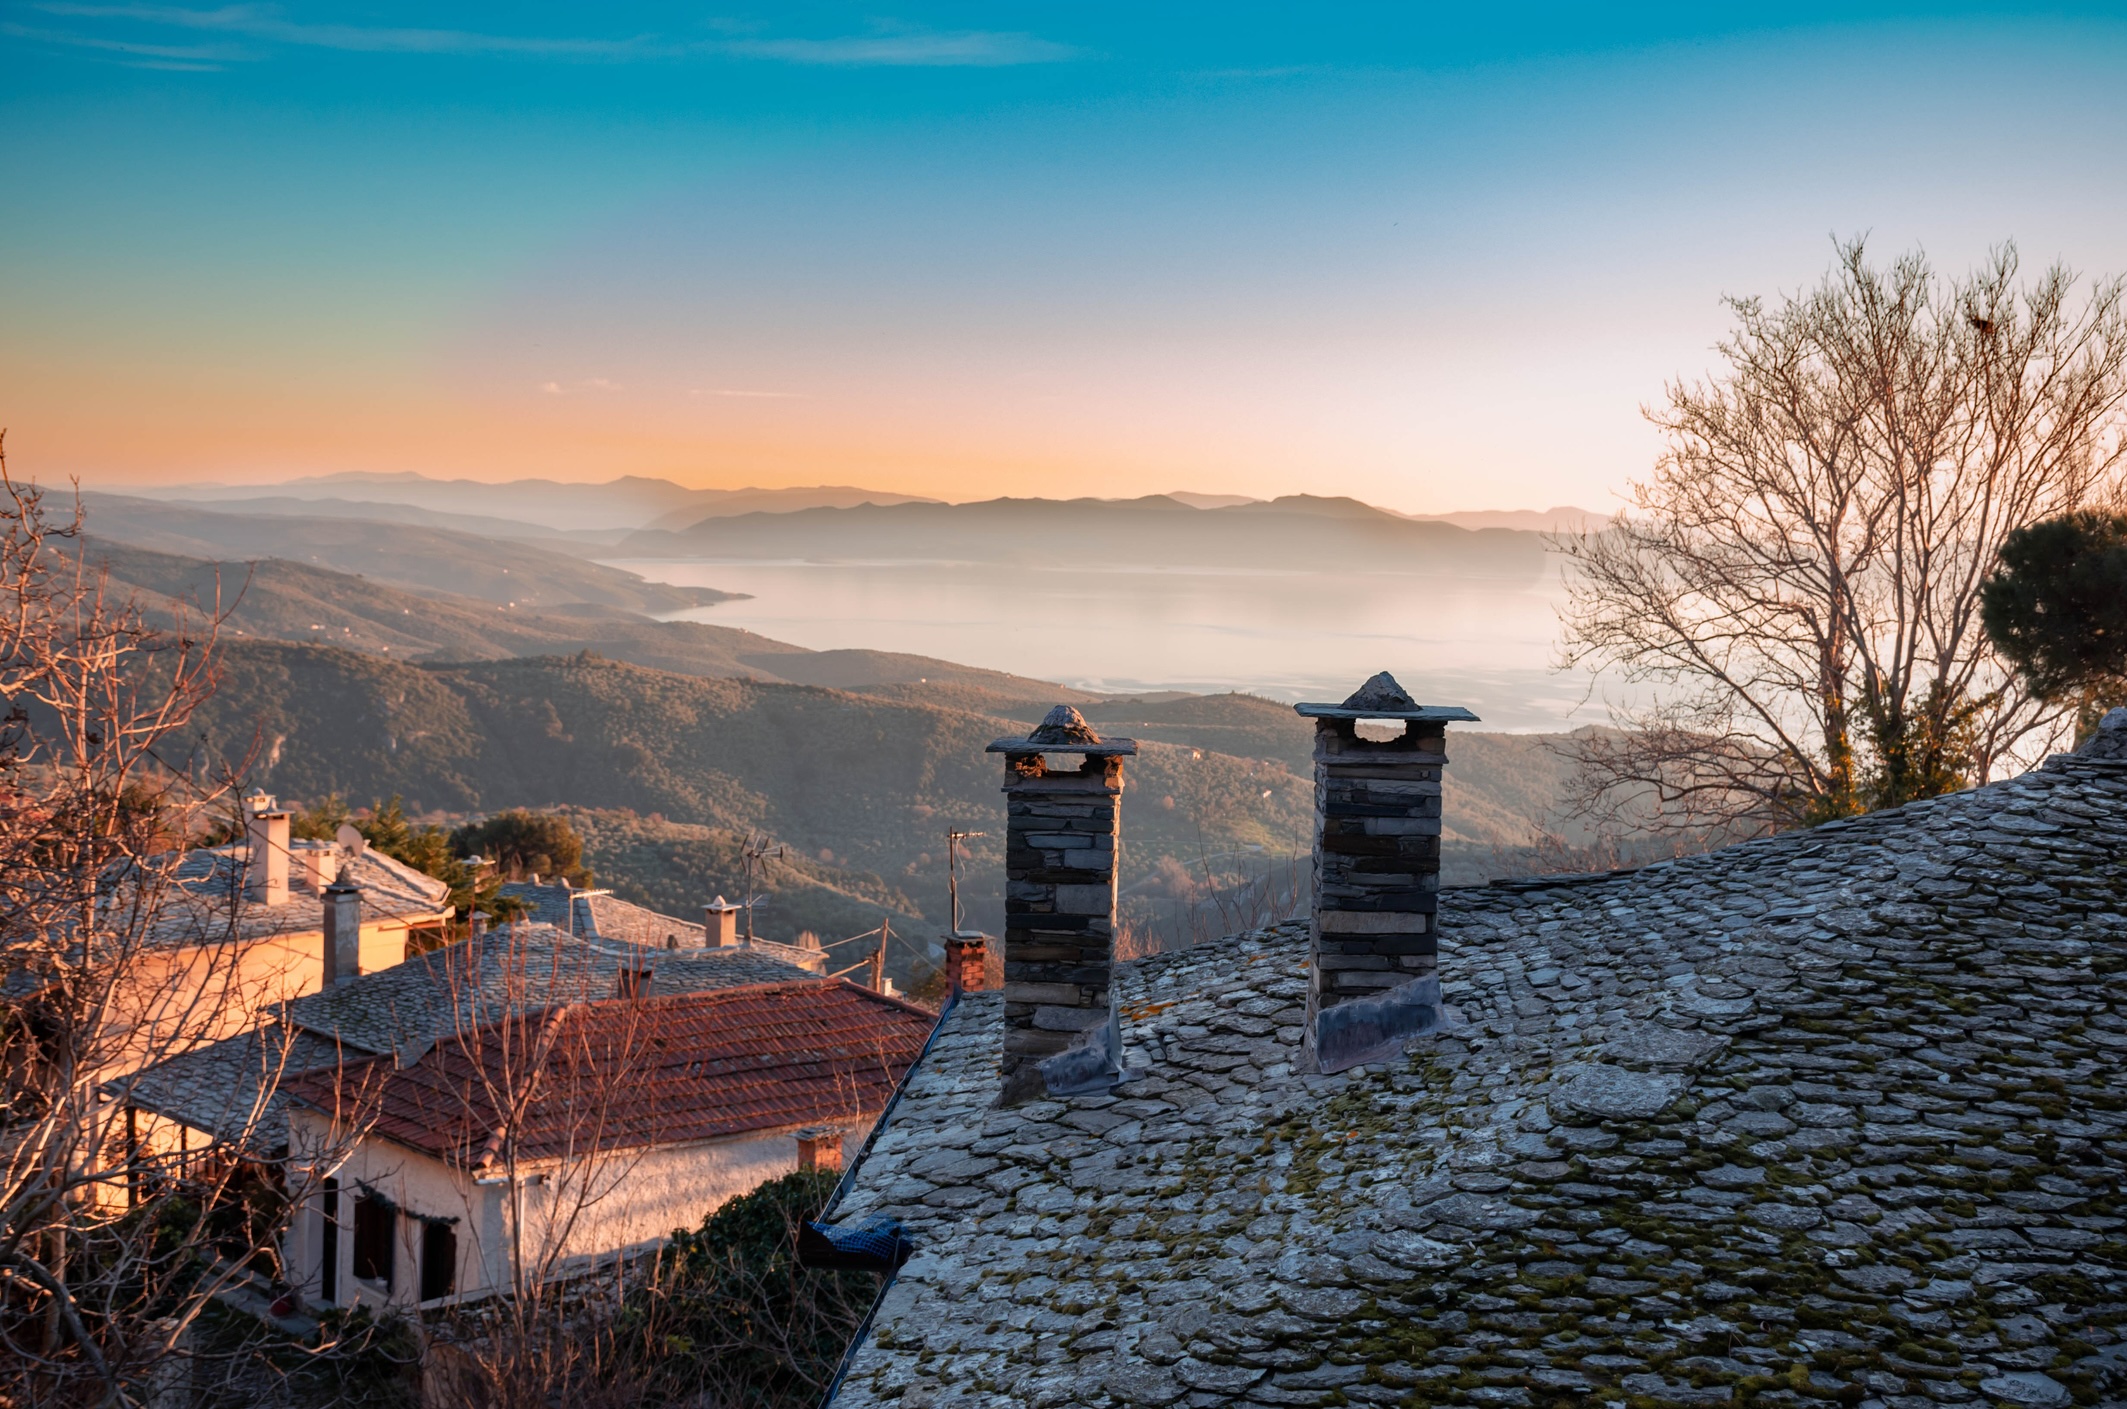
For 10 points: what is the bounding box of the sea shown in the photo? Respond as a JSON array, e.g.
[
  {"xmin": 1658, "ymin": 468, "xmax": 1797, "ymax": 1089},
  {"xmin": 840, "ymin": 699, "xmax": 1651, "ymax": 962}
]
[{"xmin": 611, "ymin": 557, "xmax": 1598, "ymax": 733}]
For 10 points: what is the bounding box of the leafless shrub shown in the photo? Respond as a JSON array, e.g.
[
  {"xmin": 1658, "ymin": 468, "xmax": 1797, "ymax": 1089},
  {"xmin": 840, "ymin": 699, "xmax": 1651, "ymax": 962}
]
[{"xmin": 0, "ymin": 436, "xmax": 358, "ymax": 1406}]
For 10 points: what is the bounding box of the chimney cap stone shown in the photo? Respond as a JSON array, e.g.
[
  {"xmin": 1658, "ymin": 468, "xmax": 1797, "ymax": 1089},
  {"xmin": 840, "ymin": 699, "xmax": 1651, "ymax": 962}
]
[
  {"xmin": 1294, "ymin": 671, "xmax": 1480, "ymax": 723},
  {"xmin": 988, "ymin": 704, "xmax": 1137, "ymax": 756}
]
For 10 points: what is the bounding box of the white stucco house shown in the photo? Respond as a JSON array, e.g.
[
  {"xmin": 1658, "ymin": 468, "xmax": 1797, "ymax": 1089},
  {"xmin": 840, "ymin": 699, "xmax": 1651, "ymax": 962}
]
[{"xmin": 279, "ymin": 979, "xmax": 935, "ymax": 1312}]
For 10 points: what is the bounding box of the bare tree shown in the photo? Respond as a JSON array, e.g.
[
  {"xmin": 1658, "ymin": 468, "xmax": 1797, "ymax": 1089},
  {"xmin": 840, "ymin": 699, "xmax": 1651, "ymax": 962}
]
[
  {"xmin": 0, "ymin": 437, "xmax": 352, "ymax": 1406},
  {"xmin": 410, "ymin": 933, "xmax": 660, "ymax": 1409},
  {"xmin": 1559, "ymin": 239, "xmax": 2127, "ymax": 835}
]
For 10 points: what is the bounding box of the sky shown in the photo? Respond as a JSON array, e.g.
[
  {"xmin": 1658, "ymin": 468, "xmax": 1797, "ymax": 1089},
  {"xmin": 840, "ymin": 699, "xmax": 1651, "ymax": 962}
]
[{"xmin": 6, "ymin": 4, "xmax": 2127, "ymax": 513}]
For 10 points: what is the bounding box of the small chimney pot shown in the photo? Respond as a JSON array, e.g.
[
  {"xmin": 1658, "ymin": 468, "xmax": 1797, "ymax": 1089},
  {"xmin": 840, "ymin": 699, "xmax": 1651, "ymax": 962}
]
[
  {"xmin": 245, "ymin": 801, "xmax": 291, "ymax": 908},
  {"xmin": 704, "ymin": 896, "xmax": 740, "ymax": 948},
  {"xmin": 943, "ymin": 934, "xmax": 988, "ymax": 999},
  {"xmin": 796, "ymin": 1127, "xmax": 844, "ymax": 1173}
]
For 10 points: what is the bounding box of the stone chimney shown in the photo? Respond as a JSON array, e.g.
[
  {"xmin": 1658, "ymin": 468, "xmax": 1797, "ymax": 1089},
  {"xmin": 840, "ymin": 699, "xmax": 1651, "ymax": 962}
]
[
  {"xmin": 321, "ymin": 879, "xmax": 363, "ymax": 987},
  {"xmin": 942, "ymin": 933, "xmax": 988, "ymax": 999},
  {"xmin": 704, "ymin": 897, "xmax": 740, "ymax": 948},
  {"xmin": 988, "ymin": 706, "xmax": 1136, "ymax": 1105},
  {"xmin": 244, "ymin": 791, "xmax": 290, "ymax": 907},
  {"xmin": 1295, "ymin": 673, "xmax": 1477, "ymax": 1074}
]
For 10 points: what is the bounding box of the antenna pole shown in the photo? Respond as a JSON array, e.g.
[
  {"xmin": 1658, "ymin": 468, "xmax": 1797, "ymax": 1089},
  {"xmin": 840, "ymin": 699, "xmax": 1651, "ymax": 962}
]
[{"xmin": 946, "ymin": 828, "xmax": 986, "ymax": 936}]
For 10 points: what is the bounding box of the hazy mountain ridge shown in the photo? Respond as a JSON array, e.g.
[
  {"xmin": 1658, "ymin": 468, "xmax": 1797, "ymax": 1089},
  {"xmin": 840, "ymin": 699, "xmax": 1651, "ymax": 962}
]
[
  {"xmin": 113, "ymin": 470, "xmax": 1603, "ymax": 540},
  {"xmin": 618, "ymin": 495, "xmax": 1551, "ymax": 577},
  {"xmin": 85, "ymin": 536, "xmax": 1098, "ymax": 703},
  {"xmin": 78, "ymin": 493, "xmax": 735, "ymax": 614},
  {"xmin": 127, "ymin": 472, "xmax": 940, "ymax": 534}
]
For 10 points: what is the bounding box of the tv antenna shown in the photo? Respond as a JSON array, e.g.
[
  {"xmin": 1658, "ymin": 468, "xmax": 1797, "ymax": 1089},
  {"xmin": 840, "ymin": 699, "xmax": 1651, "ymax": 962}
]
[
  {"xmin": 946, "ymin": 828, "xmax": 986, "ymax": 938},
  {"xmin": 740, "ymin": 834, "xmax": 785, "ymax": 946}
]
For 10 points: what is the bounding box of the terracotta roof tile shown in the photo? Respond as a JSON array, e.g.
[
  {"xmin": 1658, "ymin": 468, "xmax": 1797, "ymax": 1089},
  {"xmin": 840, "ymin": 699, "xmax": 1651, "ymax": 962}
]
[{"xmin": 285, "ymin": 980, "xmax": 935, "ymax": 1167}]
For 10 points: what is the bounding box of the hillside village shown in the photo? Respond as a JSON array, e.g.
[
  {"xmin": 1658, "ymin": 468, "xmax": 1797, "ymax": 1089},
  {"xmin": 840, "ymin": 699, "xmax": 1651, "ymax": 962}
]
[
  {"xmin": 19, "ymin": 635, "xmax": 2119, "ymax": 1408},
  {"xmin": 20, "ymin": 7, "xmax": 2127, "ymax": 1406}
]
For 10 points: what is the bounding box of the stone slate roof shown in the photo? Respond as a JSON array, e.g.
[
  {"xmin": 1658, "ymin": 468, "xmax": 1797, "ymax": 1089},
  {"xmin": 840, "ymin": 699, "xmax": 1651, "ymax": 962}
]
[
  {"xmin": 826, "ymin": 749, "xmax": 2127, "ymax": 1409},
  {"xmin": 150, "ymin": 841, "xmax": 452, "ymax": 946},
  {"xmin": 111, "ymin": 1026, "xmax": 352, "ymax": 1146},
  {"xmin": 119, "ymin": 922, "xmax": 819, "ymax": 1146},
  {"xmin": 4, "ymin": 842, "xmax": 454, "ymax": 1001},
  {"xmin": 284, "ymin": 981, "xmax": 936, "ymax": 1166},
  {"xmin": 497, "ymin": 880, "xmax": 826, "ymax": 971}
]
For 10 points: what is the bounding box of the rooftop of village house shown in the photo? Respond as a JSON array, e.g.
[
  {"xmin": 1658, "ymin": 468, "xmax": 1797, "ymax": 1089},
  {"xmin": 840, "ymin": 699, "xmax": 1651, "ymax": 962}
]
[
  {"xmin": 116, "ymin": 920, "xmax": 824, "ymax": 1148},
  {"xmin": 282, "ymin": 979, "xmax": 936, "ymax": 1166},
  {"xmin": 821, "ymin": 717, "xmax": 2127, "ymax": 1409},
  {"xmin": 495, "ymin": 877, "xmax": 826, "ymax": 969}
]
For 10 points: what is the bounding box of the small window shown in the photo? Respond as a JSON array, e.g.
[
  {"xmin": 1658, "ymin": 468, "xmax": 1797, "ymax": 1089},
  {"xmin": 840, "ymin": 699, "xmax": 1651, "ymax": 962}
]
[
  {"xmin": 420, "ymin": 1220, "xmax": 457, "ymax": 1302},
  {"xmin": 613, "ymin": 967, "xmax": 652, "ymax": 999},
  {"xmin": 352, "ymin": 1194, "xmax": 394, "ymax": 1286}
]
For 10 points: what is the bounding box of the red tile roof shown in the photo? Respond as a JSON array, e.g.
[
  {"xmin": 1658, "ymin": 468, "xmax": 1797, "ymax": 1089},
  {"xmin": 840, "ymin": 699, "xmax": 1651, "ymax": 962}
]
[{"xmin": 283, "ymin": 981, "xmax": 935, "ymax": 1167}]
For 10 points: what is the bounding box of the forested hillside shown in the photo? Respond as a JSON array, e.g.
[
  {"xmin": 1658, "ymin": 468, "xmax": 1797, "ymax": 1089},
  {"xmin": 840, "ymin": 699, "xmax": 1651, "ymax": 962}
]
[{"xmin": 190, "ymin": 644, "xmax": 1316, "ymax": 945}]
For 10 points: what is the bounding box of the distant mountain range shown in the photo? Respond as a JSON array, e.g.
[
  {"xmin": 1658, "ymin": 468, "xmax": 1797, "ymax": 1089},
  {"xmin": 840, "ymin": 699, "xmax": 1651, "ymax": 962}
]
[
  {"xmin": 77, "ymin": 493, "xmax": 735, "ymax": 615},
  {"xmin": 83, "ymin": 534, "xmax": 1100, "ymax": 701},
  {"xmin": 124, "ymin": 472, "xmax": 940, "ymax": 534},
  {"xmin": 112, "ymin": 470, "xmax": 1606, "ymax": 538},
  {"xmin": 46, "ymin": 484, "xmax": 1651, "ymax": 964},
  {"xmin": 617, "ymin": 494, "xmax": 1554, "ymax": 577}
]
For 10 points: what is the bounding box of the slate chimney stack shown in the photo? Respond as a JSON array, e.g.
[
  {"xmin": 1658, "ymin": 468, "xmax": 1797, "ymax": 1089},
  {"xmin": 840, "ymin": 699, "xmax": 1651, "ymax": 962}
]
[
  {"xmin": 1295, "ymin": 673, "xmax": 1477, "ymax": 1074},
  {"xmin": 244, "ymin": 791, "xmax": 290, "ymax": 907},
  {"xmin": 989, "ymin": 706, "xmax": 1135, "ymax": 1105},
  {"xmin": 321, "ymin": 878, "xmax": 363, "ymax": 987},
  {"xmin": 704, "ymin": 897, "xmax": 741, "ymax": 948}
]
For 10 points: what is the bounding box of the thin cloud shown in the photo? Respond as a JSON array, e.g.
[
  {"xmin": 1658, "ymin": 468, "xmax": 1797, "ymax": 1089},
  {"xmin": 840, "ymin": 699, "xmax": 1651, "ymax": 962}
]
[
  {"xmin": 718, "ymin": 31, "xmax": 1077, "ymax": 67},
  {"xmin": 29, "ymin": 4, "xmax": 1077, "ymax": 67},
  {"xmin": 31, "ymin": 3, "xmax": 653, "ymax": 56},
  {"xmin": 2, "ymin": 17, "xmax": 244, "ymax": 60}
]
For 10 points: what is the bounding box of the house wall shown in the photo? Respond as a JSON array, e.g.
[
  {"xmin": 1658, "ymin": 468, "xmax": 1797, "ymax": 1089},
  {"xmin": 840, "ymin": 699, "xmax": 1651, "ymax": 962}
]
[
  {"xmin": 101, "ymin": 920, "xmax": 429, "ymax": 1081},
  {"xmin": 286, "ymin": 1111, "xmax": 865, "ymax": 1312}
]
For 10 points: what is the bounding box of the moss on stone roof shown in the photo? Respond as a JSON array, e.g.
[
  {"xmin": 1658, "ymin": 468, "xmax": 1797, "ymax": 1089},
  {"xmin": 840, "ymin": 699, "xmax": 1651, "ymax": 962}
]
[{"xmin": 826, "ymin": 752, "xmax": 2127, "ymax": 1409}]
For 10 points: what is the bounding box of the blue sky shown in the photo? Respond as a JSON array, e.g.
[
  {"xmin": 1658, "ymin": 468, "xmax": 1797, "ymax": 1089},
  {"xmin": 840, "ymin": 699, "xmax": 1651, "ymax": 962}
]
[{"xmin": 6, "ymin": 4, "xmax": 2127, "ymax": 510}]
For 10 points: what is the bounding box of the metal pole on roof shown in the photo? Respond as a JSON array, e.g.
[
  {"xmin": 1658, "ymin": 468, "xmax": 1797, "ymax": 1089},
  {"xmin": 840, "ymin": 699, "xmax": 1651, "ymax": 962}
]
[{"xmin": 946, "ymin": 828, "xmax": 984, "ymax": 936}]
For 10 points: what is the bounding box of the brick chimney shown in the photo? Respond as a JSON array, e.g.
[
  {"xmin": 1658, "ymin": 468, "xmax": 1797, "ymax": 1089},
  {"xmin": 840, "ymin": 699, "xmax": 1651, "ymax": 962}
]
[
  {"xmin": 321, "ymin": 878, "xmax": 363, "ymax": 987},
  {"xmin": 1295, "ymin": 673, "xmax": 1477, "ymax": 1074},
  {"xmin": 942, "ymin": 933, "xmax": 988, "ymax": 998},
  {"xmin": 244, "ymin": 791, "xmax": 290, "ymax": 907},
  {"xmin": 989, "ymin": 706, "xmax": 1136, "ymax": 1105},
  {"xmin": 796, "ymin": 1127, "xmax": 844, "ymax": 1172},
  {"xmin": 704, "ymin": 896, "xmax": 740, "ymax": 948}
]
